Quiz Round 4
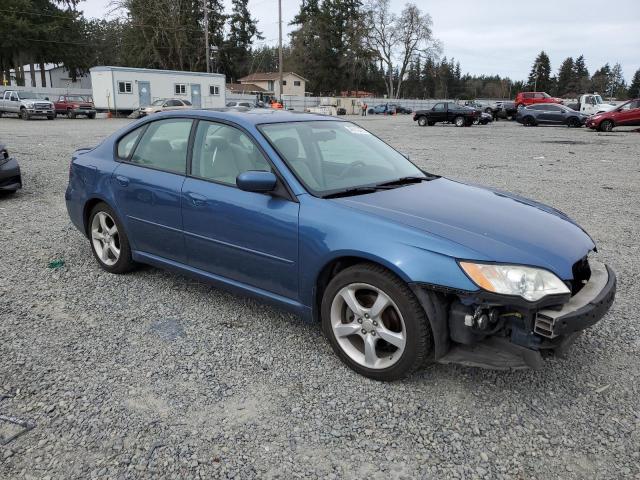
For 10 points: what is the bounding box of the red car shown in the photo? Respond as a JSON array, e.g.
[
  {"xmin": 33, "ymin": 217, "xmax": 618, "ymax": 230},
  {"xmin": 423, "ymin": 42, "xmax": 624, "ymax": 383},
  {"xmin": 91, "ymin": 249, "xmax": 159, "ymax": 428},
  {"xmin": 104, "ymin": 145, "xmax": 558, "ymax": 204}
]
[
  {"xmin": 515, "ymin": 92, "xmax": 563, "ymax": 110},
  {"xmin": 585, "ymin": 99, "xmax": 640, "ymax": 132},
  {"xmin": 54, "ymin": 94, "xmax": 96, "ymax": 119}
]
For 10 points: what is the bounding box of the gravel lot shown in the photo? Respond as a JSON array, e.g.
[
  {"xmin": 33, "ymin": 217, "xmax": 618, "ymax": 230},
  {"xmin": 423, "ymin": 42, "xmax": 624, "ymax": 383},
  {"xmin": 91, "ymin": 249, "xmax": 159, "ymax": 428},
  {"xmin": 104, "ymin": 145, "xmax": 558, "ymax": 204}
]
[{"xmin": 1, "ymin": 115, "xmax": 639, "ymax": 479}]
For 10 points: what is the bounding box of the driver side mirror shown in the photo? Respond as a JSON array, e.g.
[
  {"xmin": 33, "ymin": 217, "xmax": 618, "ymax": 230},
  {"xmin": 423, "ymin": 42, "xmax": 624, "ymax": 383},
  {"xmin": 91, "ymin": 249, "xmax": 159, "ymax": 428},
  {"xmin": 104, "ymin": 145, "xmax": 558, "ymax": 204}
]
[{"xmin": 236, "ymin": 171, "xmax": 277, "ymax": 193}]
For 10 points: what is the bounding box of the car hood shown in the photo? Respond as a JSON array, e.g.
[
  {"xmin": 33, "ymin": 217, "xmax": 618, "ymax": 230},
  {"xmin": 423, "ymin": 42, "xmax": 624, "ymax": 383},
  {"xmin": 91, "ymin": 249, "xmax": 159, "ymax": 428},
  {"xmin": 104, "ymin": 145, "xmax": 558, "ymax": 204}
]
[{"xmin": 333, "ymin": 178, "xmax": 594, "ymax": 279}]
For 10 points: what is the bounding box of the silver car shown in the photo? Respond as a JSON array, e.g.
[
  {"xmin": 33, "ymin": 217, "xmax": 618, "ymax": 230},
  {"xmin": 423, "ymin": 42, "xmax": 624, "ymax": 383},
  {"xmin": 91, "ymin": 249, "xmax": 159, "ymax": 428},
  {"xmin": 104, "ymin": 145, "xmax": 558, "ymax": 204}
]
[{"xmin": 139, "ymin": 98, "xmax": 192, "ymax": 116}]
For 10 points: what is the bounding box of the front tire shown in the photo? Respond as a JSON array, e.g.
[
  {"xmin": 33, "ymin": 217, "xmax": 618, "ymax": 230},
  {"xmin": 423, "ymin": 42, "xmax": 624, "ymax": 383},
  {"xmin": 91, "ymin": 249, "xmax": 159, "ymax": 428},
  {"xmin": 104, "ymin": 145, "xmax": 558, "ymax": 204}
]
[
  {"xmin": 20, "ymin": 109, "xmax": 30, "ymax": 120},
  {"xmin": 321, "ymin": 263, "xmax": 433, "ymax": 381},
  {"xmin": 523, "ymin": 116, "xmax": 536, "ymax": 126},
  {"xmin": 88, "ymin": 203, "xmax": 136, "ymax": 274},
  {"xmin": 567, "ymin": 117, "xmax": 580, "ymax": 128},
  {"xmin": 599, "ymin": 120, "xmax": 614, "ymax": 132}
]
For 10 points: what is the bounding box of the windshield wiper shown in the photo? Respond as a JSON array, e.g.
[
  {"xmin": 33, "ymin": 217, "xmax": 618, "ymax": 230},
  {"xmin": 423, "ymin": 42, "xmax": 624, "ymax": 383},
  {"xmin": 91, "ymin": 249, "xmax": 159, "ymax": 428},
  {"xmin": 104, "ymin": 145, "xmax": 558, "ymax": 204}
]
[
  {"xmin": 375, "ymin": 175, "xmax": 437, "ymax": 188},
  {"xmin": 322, "ymin": 186, "xmax": 383, "ymax": 199}
]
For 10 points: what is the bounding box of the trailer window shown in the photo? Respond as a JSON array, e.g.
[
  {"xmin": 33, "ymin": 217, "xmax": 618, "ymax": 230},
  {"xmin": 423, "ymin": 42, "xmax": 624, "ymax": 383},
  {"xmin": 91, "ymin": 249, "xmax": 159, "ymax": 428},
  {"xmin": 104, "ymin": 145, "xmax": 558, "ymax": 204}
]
[
  {"xmin": 174, "ymin": 84, "xmax": 187, "ymax": 95},
  {"xmin": 118, "ymin": 81, "xmax": 132, "ymax": 94},
  {"xmin": 209, "ymin": 85, "xmax": 220, "ymax": 96}
]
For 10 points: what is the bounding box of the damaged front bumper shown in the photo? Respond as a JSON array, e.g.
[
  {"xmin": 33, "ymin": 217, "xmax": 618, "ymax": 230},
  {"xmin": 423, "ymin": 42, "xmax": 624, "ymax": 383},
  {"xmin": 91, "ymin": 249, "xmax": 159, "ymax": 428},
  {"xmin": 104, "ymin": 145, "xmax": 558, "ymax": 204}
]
[{"xmin": 411, "ymin": 260, "xmax": 616, "ymax": 370}]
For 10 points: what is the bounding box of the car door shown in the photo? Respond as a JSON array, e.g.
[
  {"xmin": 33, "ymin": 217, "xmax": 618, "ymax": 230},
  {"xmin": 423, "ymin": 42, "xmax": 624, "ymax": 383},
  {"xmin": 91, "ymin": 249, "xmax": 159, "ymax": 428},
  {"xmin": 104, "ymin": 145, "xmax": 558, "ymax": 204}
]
[
  {"xmin": 615, "ymin": 100, "xmax": 640, "ymax": 126},
  {"xmin": 432, "ymin": 103, "xmax": 446, "ymax": 122},
  {"xmin": 111, "ymin": 118, "xmax": 193, "ymax": 264},
  {"xmin": 539, "ymin": 104, "xmax": 563, "ymax": 123},
  {"xmin": 182, "ymin": 120, "xmax": 299, "ymax": 299}
]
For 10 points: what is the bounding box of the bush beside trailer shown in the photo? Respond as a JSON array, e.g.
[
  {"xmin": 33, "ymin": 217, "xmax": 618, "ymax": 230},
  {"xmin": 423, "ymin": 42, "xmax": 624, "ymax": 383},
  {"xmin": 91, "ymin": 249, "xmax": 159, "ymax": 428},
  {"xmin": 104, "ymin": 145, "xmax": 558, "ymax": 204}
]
[{"xmin": 90, "ymin": 66, "xmax": 226, "ymax": 113}]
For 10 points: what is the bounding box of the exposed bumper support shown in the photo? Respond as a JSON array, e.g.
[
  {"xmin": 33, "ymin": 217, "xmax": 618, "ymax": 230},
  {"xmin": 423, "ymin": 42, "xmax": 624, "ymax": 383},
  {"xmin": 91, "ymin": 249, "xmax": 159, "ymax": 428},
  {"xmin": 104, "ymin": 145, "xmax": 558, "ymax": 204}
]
[{"xmin": 535, "ymin": 261, "xmax": 616, "ymax": 338}]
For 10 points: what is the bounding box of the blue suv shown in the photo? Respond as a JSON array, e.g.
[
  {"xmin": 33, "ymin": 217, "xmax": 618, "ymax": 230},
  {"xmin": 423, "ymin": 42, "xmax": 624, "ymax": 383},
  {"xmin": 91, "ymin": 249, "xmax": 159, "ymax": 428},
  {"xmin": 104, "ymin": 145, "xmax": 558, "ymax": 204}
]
[{"xmin": 65, "ymin": 110, "xmax": 616, "ymax": 380}]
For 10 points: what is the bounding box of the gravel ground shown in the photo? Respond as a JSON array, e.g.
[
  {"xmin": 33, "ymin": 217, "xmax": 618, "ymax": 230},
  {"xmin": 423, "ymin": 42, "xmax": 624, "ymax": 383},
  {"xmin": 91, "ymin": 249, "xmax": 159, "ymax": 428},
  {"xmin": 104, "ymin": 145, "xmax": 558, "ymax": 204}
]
[{"xmin": 1, "ymin": 115, "xmax": 639, "ymax": 479}]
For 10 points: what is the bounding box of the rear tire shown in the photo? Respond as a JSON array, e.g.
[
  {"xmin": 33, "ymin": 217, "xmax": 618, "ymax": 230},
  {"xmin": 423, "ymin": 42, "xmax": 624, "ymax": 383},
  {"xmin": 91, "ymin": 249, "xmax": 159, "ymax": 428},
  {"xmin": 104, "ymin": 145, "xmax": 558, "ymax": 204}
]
[
  {"xmin": 454, "ymin": 116, "xmax": 465, "ymax": 127},
  {"xmin": 599, "ymin": 120, "xmax": 614, "ymax": 132},
  {"xmin": 47, "ymin": 115, "xmax": 55, "ymax": 120},
  {"xmin": 88, "ymin": 202, "xmax": 136, "ymax": 274},
  {"xmin": 88, "ymin": 113, "xmax": 96, "ymax": 119},
  {"xmin": 321, "ymin": 263, "xmax": 433, "ymax": 381},
  {"xmin": 417, "ymin": 116, "xmax": 428, "ymax": 127},
  {"xmin": 67, "ymin": 110, "xmax": 75, "ymax": 119}
]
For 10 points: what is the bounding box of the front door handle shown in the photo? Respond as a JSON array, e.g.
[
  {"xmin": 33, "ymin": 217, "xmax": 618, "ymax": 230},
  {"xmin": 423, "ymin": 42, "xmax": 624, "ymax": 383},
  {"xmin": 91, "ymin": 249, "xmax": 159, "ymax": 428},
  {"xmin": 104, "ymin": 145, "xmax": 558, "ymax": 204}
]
[
  {"xmin": 115, "ymin": 175, "xmax": 130, "ymax": 187},
  {"xmin": 187, "ymin": 192, "xmax": 207, "ymax": 207}
]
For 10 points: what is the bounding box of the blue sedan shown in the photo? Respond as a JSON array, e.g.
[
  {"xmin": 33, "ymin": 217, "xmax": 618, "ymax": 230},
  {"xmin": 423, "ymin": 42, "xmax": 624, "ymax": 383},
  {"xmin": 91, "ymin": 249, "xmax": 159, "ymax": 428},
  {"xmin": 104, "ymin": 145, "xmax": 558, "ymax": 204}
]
[{"xmin": 65, "ymin": 110, "xmax": 616, "ymax": 380}]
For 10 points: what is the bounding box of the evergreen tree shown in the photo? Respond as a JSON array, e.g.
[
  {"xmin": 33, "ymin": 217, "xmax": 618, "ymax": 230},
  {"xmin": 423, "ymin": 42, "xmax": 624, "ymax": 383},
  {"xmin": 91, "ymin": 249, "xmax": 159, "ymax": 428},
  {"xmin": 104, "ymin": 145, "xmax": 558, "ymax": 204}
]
[
  {"xmin": 556, "ymin": 57, "xmax": 574, "ymax": 97},
  {"xmin": 590, "ymin": 64, "xmax": 611, "ymax": 96},
  {"xmin": 628, "ymin": 68, "xmax": 640, "ymax": 99},
  {"xmin": 608, "ymin": 62, "xmax": 626, "ymax": 99},
  {"xmin": 527, "ymin": 51, "xmax": 552, "ymax": 92},
  {"xmin": 220, "ymin": 0, "xmax": 262, "ymax": 82},
  {"xmin": 573, "ymin": 55, "xmax": 590, "ymax": 93}
]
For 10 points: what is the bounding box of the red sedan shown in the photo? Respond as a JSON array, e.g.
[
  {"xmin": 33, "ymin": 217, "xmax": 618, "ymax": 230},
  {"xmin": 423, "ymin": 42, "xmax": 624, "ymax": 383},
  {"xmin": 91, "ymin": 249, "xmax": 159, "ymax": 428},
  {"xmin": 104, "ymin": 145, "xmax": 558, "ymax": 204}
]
[{"xmin": 585, "ymin": 99, "xmax": 640, "ymax": 132}]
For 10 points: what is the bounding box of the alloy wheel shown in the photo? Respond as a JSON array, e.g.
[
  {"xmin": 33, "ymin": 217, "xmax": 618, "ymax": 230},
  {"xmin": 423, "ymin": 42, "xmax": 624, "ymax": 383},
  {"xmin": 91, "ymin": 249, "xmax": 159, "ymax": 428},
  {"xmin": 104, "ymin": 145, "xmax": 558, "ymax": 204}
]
[
  {"xmin": 91, "ymin": 211, "xmax": 121, "ymax": 266},
  {"xmin": 330, "ymin": 283, "xmax": 406, "ymax": 370}
]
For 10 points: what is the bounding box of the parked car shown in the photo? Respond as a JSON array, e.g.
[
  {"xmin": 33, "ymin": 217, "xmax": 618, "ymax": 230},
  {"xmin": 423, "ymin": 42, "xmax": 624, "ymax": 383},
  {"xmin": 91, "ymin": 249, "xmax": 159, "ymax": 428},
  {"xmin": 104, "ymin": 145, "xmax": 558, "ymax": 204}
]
[
  {"xmin": 516, "ymin": 104, "xmax": 588, "ymax": 127},
  {"xmin": 515, "ymin": 92, "xmax": 563, "ymax": 110},
  {"xmin": 65, "ymin": 110, "xmax": 616, "ymax": 380},
  {"xmin": 0, "ymin": 90, "xmax": 55, "ymax": 120},
  {"xmin": 139, "ymin": 98, "xmax": 192, "ymax": 116},
  {"xmin": 388, "ymin": 104, "xmax": 412, "ymax": 114},
  {"xmin": 565, "ymin": 94, "xmax": 617, "ymax": 116},
  {"xmin": 0, "ymin": 142, "xmax": 22, "ymax": 193},
  {"xmin": 413, "ymin": 102, "xmax": 480, "ymax": 127},
  {"xmin": 495, "ymin": 101, "xmax": 517, "ymax": 120},
  {"xmin": 368, "ymin": 104, "xmax": 396, "ymax": 115},
  {"xmin": 226, "ymin": 101, "xmax": 254, "ymax": 108},
  {"xmin": 465, "ymin": 100, "xmax": 496, "ymax": 114},
  {"xmin": 53, "ymin": 94, "xmax": 96, "ymax": 119},
  {"xmin": 585, "ymin": 99, "xmax": 640, "ymax": 132}
]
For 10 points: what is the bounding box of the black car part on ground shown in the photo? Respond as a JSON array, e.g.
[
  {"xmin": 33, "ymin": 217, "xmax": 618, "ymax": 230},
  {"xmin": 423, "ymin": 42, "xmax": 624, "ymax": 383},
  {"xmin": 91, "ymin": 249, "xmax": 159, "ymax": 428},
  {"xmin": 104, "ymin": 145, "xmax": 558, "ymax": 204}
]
[{"xmin": 0, "ymin": 144, "xmax": 22, "ymax": 192}]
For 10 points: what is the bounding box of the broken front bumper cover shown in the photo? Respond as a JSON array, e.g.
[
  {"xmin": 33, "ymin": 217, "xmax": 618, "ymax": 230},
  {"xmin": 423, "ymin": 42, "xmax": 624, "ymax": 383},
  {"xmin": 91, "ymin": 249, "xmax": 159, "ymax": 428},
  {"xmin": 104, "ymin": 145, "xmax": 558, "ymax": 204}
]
[
  {"xmin": 535, "ymin": 261, "xmax": 616, "ymax": 338},
  {"xmin": 433, "ymin": 260, "xmax": 616, "ymax": 370}
]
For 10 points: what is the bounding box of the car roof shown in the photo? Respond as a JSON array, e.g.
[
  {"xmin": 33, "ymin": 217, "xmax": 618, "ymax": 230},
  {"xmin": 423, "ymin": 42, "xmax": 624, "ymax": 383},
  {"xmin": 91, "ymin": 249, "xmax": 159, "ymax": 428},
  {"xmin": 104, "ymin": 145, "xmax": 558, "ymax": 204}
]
[{"xmin": 150, "ymin": 109, "xmax": 343, "ymax": 127}]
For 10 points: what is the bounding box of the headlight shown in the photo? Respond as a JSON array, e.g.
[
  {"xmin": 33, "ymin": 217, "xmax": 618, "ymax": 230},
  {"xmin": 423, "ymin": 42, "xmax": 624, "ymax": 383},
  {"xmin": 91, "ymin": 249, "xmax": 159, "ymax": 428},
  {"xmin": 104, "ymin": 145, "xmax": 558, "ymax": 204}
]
[
  {"xmin": 459, "ymin": 262, "xmax": 570, "ymax": 301},
  {"xmin": 25, "ymin": 101, "xmax": 34, "ymax": 108}
]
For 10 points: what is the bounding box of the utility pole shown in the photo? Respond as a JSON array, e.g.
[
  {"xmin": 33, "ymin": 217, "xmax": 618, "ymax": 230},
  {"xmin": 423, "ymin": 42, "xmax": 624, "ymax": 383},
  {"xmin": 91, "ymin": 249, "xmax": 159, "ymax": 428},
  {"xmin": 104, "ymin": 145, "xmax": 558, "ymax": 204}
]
[
  {"xmin": 278, "ymin": 0, "xmax": 283, "ymax": 100},
  {"xmin": 204, "ymin": 0, "xmax": 210, "ymax": 73}
]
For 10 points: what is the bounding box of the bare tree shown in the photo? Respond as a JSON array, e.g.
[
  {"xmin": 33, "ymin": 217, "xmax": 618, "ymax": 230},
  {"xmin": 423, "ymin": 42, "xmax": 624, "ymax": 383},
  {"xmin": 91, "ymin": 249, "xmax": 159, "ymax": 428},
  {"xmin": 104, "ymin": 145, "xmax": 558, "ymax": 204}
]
[{"xmin": 364, "ymin": 0, "xmax": 439, "ymax": 99}]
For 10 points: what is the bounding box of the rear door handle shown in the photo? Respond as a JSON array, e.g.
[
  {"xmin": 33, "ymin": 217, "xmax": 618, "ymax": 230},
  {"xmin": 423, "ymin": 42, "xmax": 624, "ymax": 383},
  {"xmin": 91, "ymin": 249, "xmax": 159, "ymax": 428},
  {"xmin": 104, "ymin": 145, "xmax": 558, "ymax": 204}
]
[
  {"xmin": 115, "ymin": 175, "xmax": 130, "ymax": 187},
  {"xmin": 187, "ymin": 192, "xmax": 207, "ymax": 207}
]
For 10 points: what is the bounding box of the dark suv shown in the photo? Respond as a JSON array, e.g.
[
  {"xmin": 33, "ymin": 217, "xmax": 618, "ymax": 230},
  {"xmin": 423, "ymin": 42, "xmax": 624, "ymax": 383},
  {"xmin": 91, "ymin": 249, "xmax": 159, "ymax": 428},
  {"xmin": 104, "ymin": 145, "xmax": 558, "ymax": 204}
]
[
  {"xmin": 516, "ymin": 104, "xmax": 588, "ymax": 127},
  {"xmin": 413, "ymin": 102, "xmax": 480, "ymax": 127}
]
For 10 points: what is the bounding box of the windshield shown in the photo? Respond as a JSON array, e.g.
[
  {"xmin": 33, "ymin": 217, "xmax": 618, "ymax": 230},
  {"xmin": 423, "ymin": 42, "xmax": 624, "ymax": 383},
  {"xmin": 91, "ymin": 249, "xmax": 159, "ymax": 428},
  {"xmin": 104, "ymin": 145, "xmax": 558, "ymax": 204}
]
[
  {"xmin": 594, "ymin": 95, "xmax": 604, "ymax": 104},
  {"xmin": 151, "ymin": 99, "xmax": 165, "ymax": 106},
  {"xmin": 260, "ymin": 121, "xmax": 425, "ymax": 196},
  {"xmin": 18, "ymin": 92, "xmax": 40, "ymax": 99},
  {"xmin": 542, "ymin": 92, "xmax": 551, "ymax": 98}
]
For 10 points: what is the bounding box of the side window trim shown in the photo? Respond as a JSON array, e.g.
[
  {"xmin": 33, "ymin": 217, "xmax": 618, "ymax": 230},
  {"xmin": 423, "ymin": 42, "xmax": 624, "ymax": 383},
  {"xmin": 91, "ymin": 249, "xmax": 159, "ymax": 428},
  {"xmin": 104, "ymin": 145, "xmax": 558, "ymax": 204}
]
[{"xmin": 114, "ymin": 123, "xmax": 149, "ymax": 162}]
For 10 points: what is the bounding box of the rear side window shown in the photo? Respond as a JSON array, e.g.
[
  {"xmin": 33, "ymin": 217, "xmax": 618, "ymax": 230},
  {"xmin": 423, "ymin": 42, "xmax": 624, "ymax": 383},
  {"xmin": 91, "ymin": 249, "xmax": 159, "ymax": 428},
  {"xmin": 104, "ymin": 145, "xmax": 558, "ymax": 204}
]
[
  {"xmin": 117, "ymin": 128, "xmax": 143, "ymax": 159},
  {"xmin": 130, "ymin": 119, "xmax": 193, "ymax": 174}
]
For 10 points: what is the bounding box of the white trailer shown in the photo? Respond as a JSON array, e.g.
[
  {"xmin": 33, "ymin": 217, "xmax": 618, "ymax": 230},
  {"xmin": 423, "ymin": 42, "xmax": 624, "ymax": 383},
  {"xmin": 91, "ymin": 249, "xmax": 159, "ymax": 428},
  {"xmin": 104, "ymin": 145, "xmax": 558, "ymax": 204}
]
[{"xmin": 89, "ymin": 66, "xmax": 226, "ymax": 112}]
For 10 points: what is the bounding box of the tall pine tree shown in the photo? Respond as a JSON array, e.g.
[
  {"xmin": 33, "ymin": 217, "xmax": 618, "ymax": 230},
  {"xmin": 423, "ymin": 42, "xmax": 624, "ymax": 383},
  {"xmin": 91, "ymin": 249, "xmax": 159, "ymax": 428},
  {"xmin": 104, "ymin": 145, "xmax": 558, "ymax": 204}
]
[
  {"xmin": 556, "ymin": 57, "xmax": 574, "ymax": 97},
  {"xmin": 527, "ymin": 51, "xmax": 552, "ymax": 92},
  {"xmin": 220, "ymin": 0, "xmax": 262, "ymax": 82},
  {"xmin": 628, "ymin": 68, "xmax": 640, "ymax": 99}
]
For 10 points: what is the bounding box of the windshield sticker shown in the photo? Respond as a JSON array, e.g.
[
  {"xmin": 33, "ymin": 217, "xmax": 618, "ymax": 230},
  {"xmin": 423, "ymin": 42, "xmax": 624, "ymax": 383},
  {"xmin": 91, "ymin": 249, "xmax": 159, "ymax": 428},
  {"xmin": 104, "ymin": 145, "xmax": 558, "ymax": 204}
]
[{"xmin": 344, "ymin": 125, "xmax": 371, "ymax": 135}]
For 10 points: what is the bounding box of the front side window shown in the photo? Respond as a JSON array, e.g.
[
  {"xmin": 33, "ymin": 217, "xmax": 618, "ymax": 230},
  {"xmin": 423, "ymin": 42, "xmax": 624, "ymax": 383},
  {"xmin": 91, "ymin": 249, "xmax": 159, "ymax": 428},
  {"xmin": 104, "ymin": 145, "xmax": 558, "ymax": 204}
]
[
  {"xmin": 260, "ymin": 121, "xmax": 424, "ymax": 196},
  {"xmin": 191, "ymin": 121, "xmax": 271, "ymax": 185},
  {"xmin": 118, "ymin": 81, "xmax": 132, "ymax": 94},
  {"xmin": 433, "ymin": 103, "xmax": 445, "ymax": 111},
  {"xmin": 174, "ymin": 84, "xmax": 187, "ymax": 95},
  {"xmin": 129, "ymin": 119, "xmax": 192, "ymax": 174}
]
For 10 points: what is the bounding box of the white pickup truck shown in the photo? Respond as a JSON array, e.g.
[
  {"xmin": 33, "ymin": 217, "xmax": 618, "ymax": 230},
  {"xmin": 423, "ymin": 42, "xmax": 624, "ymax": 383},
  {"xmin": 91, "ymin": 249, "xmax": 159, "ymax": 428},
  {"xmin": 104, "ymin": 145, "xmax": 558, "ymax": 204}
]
[
  {"xmin": 568, "ymin": 94, "xmax": 616, "ymax": 116},
  {"xmin": 0, "ymin": 90, "xmax": 56, "ymax": 120}
]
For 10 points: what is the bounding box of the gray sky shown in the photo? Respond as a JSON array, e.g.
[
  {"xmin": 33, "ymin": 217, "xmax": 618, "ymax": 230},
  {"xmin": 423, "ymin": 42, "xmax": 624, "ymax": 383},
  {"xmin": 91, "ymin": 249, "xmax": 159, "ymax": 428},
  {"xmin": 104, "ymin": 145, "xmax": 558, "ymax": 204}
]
[{"xmin": 81, "ymin": 0, "xmax": 640, "ymax": 82}]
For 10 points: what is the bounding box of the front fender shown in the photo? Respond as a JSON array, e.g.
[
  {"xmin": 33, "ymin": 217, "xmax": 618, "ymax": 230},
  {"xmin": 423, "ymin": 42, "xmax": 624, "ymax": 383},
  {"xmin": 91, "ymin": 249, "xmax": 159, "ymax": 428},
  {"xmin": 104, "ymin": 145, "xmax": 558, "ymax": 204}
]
[{"xmin": 298, "ymin": 195, "xmax": 481, "ymax": 309}]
